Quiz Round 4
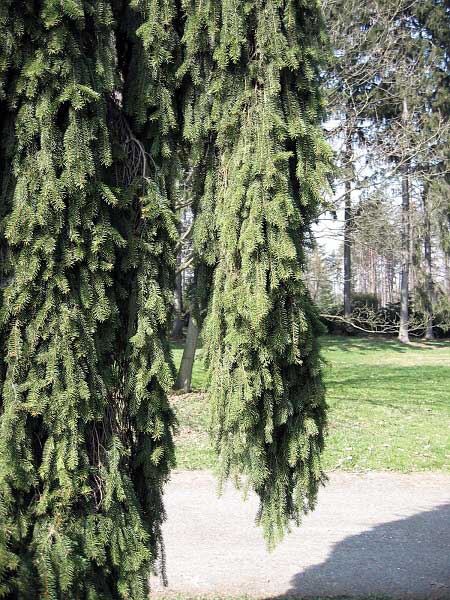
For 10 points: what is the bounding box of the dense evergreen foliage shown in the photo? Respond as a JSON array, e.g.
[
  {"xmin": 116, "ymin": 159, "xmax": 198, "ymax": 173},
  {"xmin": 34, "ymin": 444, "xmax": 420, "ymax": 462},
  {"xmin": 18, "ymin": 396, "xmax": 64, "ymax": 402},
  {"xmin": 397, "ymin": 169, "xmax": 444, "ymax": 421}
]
[
  {"xmin": 0, "ymin": 2, "xmax": 176, "ymax": 597},
  {"xmin": 181, "ymin": 0, "xmax": 331, "ymax": 546},
  {"xmin": 0, "ymin": 0, "xmax": 331, "ymax": 594},
  {"xmin": 418, "ymin": 1, "xmax": 450, "ymax": 271}
]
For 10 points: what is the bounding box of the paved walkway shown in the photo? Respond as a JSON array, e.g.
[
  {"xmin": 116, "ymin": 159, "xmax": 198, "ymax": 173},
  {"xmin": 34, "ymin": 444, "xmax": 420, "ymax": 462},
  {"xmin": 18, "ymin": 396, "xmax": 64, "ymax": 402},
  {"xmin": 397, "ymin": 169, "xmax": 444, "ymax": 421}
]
[{"xmin": 151, "ymin": 470, "xmax": 450, "ymax": 599}]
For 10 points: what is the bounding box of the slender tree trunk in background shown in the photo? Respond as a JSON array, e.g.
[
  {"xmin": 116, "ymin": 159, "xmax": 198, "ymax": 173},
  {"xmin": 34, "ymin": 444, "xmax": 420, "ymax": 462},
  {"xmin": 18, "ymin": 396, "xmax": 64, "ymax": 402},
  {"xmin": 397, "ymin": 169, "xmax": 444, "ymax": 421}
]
[
  {"xmin": 386, "ymin": 256, "xmax": 394, "ymax": 305},
  {"xmin": 343, "ymin": 129, "xmax": 352, "ymax": 320},
  {"xmin": 172, "ymin": 270, "xmax": 184, "ymax": 338},
  {"xmin": 398, "ymin": 100, "xmax": 411, "ymax": 343},
  {"xmin": 381, "ymin": 257, "xmax": 390, "ymax": 306},
  {"xmin": 369, "ymin": 248, "xmax": 377, "ymax": 297},
  {"xmin": 172, "ymin": 210, "xmax": 185, "ymax": 339},
  {"xmin": 410, "ymin": 212, "xmax": 419, "ymax": 296},
  {"xmin": 399, "ymin": 196, "xmax": 411, "ymax": 339},
  {"xmin": 422, "ymin": 187, "xmax": 435, "ymax": 340},
  {"xmin": 399, "ymin": 168, "xmax": 411, "ymax": 343},
  {"xmin": 175, "ymin": 312, "xmax": 199, "ymax": 393},
  {"xmin": 445, "ymin": 254, "xmax": 450, "ymax": 296}
]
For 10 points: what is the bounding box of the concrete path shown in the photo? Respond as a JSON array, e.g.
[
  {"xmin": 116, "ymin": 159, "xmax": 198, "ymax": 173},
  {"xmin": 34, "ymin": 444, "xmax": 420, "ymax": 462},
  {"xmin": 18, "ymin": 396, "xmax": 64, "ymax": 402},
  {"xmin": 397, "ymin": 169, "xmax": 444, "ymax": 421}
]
[{"xmin": 151, "ymin": 470, "xmax": 450, "ymax": 599}]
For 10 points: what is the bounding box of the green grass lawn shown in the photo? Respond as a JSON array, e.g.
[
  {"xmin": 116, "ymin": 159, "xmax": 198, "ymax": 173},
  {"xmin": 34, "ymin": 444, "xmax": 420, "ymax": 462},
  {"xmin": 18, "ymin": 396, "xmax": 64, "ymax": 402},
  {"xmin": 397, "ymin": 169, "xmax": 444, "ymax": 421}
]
[{"xmin": 171, "ymin": 335, "xmax": 450, "ymax": 473}]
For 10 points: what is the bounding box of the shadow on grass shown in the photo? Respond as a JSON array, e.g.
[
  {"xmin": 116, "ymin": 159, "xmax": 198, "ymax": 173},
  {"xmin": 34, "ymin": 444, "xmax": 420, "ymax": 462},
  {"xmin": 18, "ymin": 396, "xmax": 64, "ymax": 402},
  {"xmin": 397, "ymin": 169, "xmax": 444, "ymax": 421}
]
[
  {"xmin": 269, "ymin": 503, "xmax": 450, "ymax": 599},
  {"xmin": 321, "ymin": 335, "xmax": 450, "ymax": 354},
  {"xmin": 326, "ymin": 370, "xmax": 450, "ymax": 409},
  {"xmin": 171, "ymin": 335, "xmax": 449, "ymax": 357}
]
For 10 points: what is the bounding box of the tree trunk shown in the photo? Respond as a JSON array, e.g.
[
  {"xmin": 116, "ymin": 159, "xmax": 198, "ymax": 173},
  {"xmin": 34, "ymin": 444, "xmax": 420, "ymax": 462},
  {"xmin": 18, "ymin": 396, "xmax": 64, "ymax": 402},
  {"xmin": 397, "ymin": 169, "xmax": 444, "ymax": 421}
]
[
  {"xmin": 386, "ymin": 256, "xmax": 394, "ymax": 305},
  {"xmin": 445, "ymin": 253, "xmax": 450, "ymax": 296},
  {"xmin": 175, "ymin": 312, "xmax": 199, "ymax": 393},
  {"xmin": 343, "ymin": 130, "xmax": 352, "ymax": 320},
  {"xmin": 398, "ymin": 168, "xmax": 411, "ymax": 343},
  {"xmin": 422, "ymin": 187, "xmax": 434, "ymax": 340},
  {"xmin": 398, "ymin": 99, "xmax": 410, "ymax": 344},
  {"xmin": 171, "ymin": 271, "xmax": 184, "ymax": 338}
]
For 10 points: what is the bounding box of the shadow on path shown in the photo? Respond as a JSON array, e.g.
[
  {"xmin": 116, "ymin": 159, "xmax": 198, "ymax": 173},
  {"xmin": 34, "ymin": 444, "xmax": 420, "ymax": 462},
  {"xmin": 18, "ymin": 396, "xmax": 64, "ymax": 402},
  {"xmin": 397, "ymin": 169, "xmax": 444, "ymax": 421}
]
[{"xmin": 280, "ymin": 504, "xmax": 450, "ymax": 599}]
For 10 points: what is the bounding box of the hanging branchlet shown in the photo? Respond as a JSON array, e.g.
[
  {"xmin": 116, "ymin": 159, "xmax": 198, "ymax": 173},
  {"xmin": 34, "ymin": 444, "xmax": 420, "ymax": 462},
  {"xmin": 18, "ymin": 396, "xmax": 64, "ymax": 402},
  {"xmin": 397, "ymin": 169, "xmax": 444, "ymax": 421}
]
[
  {"xmin": 181, "ymin": 0, "xmax": 332, "ymax": 547},
  {"xmin": 0, "ymin": 1, "xmax": 126, "ymax": 595},
  {"xmin": 107, "ymin": 0, "xmax": 181, "ymax": 591}
]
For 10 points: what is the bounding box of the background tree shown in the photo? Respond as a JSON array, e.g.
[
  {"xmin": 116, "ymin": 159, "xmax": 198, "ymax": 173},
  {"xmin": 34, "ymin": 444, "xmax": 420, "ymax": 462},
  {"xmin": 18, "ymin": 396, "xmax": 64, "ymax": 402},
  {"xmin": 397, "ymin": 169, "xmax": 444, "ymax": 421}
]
[
  {"xmin": 306, "ymin": 247, "xmax": 337, "ymax": 310},
  {"xmin": 319, "ymin": 0, "xmax": 450, "ymax": 340}
]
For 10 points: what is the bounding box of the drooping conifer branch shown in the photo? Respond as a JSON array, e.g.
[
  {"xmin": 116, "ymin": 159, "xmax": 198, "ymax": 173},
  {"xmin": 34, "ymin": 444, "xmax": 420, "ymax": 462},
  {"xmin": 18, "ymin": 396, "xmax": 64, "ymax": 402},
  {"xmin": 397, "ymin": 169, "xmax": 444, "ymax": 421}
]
[
  {"xmin": 0, "ymin": 1, "xmax": 178, "ymax": 596},
  {"xmin": 181, "ymin": 0, "xmax": 332, "ymax": 546}
]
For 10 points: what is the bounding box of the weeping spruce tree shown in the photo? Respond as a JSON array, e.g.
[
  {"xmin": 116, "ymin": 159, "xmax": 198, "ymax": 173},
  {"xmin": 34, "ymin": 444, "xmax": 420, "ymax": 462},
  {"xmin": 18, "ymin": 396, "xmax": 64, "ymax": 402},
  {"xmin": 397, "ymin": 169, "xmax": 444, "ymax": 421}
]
[
  {"xmin": 1, "ymin": 0, "xmax": 330, "ymax": 596},
  {"xmin": 181, "ymin": 0, "xmax": 332, "ymax": 547}
]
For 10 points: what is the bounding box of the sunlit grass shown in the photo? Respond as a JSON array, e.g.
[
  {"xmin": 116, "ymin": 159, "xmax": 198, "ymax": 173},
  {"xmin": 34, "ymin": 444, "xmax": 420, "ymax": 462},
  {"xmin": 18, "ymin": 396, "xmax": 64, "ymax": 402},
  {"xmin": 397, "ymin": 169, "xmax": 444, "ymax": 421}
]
[{"xmin": 171, "ymin": 336, "xmax": 450, "ymax": 472}]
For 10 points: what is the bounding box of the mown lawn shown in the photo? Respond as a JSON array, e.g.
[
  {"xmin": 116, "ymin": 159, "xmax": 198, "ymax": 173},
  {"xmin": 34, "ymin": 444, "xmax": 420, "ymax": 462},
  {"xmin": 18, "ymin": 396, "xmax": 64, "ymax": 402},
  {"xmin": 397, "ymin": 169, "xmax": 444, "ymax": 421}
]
[{"xmin": 171, "ymin": 335, "xmax": 450, "ymax": 472}]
